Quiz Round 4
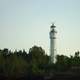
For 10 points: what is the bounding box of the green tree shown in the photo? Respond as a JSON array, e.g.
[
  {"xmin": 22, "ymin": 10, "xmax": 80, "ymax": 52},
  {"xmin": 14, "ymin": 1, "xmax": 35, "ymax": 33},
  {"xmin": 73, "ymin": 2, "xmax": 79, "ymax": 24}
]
[{"xmin": 28, "ymin": 46, "xmax": 49, "ymax": 75}]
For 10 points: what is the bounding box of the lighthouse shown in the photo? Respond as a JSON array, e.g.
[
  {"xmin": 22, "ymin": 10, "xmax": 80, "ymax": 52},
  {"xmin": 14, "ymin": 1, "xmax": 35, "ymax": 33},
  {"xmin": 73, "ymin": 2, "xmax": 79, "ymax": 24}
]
[{"xmin": 50, "ymin": 24, "xmax": 57, "ymax": 63}]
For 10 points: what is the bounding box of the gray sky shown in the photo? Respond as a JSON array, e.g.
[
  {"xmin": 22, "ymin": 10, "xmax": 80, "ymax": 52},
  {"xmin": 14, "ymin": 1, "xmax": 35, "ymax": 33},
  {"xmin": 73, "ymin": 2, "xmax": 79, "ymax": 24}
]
[{"xmin": 0, "ymin": 0, "xmax": 80, "ymax": 56}]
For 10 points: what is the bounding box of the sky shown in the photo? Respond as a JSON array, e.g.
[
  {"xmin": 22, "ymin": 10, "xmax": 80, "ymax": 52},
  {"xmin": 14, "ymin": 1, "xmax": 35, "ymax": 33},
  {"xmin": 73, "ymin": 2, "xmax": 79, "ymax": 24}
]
[{"xmin": 0, "ymin": 0, "xmax": 80, "ymax": 56}]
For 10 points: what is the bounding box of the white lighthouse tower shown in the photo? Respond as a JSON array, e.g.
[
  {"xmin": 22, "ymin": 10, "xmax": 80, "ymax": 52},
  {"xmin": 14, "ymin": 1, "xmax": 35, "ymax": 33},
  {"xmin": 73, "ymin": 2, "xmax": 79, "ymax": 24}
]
[{"xmin": 50, "ymin": 24, "xmax": 57, "ymax": 63}]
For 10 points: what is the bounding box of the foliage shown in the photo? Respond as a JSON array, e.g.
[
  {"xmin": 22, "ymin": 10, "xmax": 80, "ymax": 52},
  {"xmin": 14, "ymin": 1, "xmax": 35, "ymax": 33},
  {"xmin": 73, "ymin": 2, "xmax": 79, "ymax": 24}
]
[{"xmin": 0, "ymin": 46, "xmax": 80, "ymax": 79}]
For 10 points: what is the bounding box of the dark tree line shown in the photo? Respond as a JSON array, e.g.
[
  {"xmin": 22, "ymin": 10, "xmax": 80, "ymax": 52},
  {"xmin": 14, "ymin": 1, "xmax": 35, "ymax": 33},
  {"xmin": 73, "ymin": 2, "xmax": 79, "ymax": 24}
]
[{"xmin": 0, "ymin": 46, "xmax": 80, "ymax": 79}]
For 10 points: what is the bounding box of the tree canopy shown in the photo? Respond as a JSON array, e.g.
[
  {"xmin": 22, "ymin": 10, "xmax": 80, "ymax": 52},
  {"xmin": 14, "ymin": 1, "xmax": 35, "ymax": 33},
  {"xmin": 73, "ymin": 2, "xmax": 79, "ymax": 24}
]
[{"xmin": 0, "ymin": 46, "xmax": 80, "ymax": 79}]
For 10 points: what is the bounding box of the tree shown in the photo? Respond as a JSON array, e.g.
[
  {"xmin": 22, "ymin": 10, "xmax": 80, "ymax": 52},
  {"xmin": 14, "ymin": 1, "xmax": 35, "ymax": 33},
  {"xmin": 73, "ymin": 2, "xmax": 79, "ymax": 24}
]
[
  {"xmin": 56, "ymin": 55, "xmax": 70, "ymax": 71},
  {"xmin": 28, "ymin": 46, "xmax": 49, "ymax": 75}
]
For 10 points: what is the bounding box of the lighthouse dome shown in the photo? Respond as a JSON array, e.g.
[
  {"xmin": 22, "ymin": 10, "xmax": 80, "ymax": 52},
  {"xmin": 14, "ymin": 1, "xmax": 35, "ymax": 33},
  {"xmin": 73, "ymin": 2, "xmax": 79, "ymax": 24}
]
[{"xmin": 51, "ymin": 24, "xmax": 56, "ymax": 28}]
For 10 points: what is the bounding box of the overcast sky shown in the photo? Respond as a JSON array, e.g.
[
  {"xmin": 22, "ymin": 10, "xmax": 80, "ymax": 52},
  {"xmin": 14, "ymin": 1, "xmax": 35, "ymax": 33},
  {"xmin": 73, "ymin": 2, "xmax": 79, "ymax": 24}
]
[{"xmin": 0, "ymin": 0, "xmax": 80, "ymax": 56}]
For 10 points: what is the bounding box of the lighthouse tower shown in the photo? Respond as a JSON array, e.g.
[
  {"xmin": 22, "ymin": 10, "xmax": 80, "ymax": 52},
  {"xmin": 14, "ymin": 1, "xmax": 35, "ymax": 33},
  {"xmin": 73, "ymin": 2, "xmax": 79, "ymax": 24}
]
[{"xmin": 50, "ymin": 24, "xmax": 57, "ymax": 63}]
